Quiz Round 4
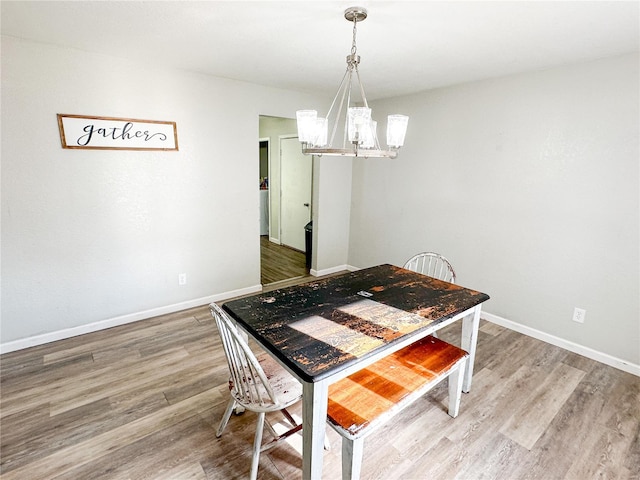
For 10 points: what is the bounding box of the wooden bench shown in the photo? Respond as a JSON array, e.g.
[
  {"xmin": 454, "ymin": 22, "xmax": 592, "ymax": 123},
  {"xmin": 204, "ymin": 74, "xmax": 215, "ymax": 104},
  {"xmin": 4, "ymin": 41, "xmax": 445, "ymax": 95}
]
[{"xmin": 327, "ymin": 335, "xmax": 469, "ymax": 480}]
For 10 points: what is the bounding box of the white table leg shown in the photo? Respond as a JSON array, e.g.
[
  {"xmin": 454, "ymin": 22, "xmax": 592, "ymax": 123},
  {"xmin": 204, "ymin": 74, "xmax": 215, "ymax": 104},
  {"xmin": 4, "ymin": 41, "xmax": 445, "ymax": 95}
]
[
  {"xmin": 302, "ymin": 379, "xmax": 329, "ymax": 480},
  {"xmin": 461, "ymin": 305, "xmax": 481, "ymax": 393}
]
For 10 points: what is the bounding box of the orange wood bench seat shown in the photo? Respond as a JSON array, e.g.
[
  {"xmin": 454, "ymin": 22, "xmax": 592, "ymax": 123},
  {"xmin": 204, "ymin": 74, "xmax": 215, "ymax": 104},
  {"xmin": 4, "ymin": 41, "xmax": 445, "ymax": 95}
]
[{"xmin": 327, "ymin": 335, "xmax": 469, "ymax": 480}]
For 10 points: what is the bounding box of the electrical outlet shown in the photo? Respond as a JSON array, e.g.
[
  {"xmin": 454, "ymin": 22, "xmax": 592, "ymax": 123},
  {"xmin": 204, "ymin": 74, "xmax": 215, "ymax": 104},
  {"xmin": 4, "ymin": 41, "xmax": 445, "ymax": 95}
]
[
  {"xmin": 178, "ymin": 273, "xmax": 187, "ymax": 286},
  {"xmin": 572, "ymin": 307, "xmax": 586, "ymax": 323}
]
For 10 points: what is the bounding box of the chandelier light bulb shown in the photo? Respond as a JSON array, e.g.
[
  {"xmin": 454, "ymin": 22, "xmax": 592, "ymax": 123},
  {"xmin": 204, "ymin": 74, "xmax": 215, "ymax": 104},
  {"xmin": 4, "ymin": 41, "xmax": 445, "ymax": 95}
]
[
  {"xmin": 296, "ymin": 110, "xmax": 318, "ymax": 144},
  {"xmin": 347, "ymin": 107, "xmax": 372, "ymax": 144},
  {"xmin": 387, "ymin": 114, "xmax": 409, "ymax": 149}
]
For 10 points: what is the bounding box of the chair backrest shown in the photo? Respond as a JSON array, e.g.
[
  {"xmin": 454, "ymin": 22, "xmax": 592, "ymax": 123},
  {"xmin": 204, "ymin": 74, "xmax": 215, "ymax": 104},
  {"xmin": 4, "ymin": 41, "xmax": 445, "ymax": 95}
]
[
  {"xmin": 403, "ymin": 252, "xmax": 456, "ymax": 283},
  {"xmin": 210, "ymin": 303, "xmax": 280, "ymax": 409}
]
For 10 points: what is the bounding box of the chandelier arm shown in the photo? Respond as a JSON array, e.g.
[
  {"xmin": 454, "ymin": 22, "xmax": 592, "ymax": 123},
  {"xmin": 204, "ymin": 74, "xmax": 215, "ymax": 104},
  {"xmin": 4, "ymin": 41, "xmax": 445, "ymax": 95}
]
[
  {"xmin": 325, "ymin": 69, "xmax": 350, "ymax": 123},
  {"xmin": 354, "ymin": 67, "xmax": 369, "ymax": 108},
  {"xmin": 329, "ymin": 69, "xmax": 351, "ymax": 148},
  {"xmin": 354, "ymin": 66, "xmax": 379, "ymax": 148}
]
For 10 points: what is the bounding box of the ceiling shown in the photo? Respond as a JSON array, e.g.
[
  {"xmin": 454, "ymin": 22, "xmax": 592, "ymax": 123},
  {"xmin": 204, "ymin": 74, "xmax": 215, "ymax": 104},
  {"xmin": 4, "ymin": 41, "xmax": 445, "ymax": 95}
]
[{"xmin": 2, "ymin": 1, "xmax": 639, "ymax": 100}]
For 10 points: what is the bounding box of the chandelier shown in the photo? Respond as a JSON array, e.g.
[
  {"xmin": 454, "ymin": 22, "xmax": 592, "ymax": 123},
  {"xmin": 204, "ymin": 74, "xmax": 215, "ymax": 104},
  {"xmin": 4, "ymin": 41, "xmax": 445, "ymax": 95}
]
[{"xmin": 296, "ymin": 6, "xmax": 409, "ymax": 159}]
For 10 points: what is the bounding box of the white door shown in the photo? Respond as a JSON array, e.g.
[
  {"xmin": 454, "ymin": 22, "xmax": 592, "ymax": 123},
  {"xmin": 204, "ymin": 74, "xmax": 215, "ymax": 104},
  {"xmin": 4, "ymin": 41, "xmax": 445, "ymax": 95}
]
[{"xmin": 280, "ymin": 137, "xmax": 312, "ymax": 251}]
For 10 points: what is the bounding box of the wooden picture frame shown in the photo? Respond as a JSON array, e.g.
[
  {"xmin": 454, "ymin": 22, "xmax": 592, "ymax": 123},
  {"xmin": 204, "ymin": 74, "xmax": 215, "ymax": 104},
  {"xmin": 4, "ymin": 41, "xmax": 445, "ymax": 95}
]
[{"xmin": 57, "ymin": 114, "xmax": 179, "ymax": 151}]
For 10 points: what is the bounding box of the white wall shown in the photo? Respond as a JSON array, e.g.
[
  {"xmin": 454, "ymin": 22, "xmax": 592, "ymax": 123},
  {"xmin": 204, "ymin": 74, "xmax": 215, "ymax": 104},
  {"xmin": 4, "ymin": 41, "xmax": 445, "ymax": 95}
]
[
  {"xmin": 1, "ymin": 36, "xmax": 329, "ymax": 349},
  {"xmin": 349, "ymin": 54, "xmax": 639, "ymax": 366},
  {"xmin": 3, "ymin": 36, "xmax": 636, "ymax": 370},
  {"xmin": 312, "ymin": 156, "xmax": 352, "ymax": 274}
]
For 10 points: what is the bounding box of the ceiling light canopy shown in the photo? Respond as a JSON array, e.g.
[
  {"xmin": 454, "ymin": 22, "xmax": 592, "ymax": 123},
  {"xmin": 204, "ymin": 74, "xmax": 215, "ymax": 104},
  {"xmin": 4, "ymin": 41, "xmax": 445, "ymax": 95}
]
[{"xmin": 296, "ymin": 6, "xmax": 409, "ymax": 159}]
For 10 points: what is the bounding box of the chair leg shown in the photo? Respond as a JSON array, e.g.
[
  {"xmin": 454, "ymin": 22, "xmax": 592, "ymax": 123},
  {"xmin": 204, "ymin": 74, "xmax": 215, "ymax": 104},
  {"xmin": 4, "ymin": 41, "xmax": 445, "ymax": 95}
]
[
  {"xmin": 250, "ymin": 412, "xmax": 266, "ymax": 480},
  {"xmin": 266, "ymin": 409, "xmax": 330, "ymax": 450},
  {"xmin": 447, "ymin": 358, "xmax": 467, "ymax": 418},
  {"xmin": 216, "ymin": 398, "xmax": 236, "ymax": 438},
  {"xmin": 264, "ymin": 416, "xmax": 279, "ymax": 438},
  {"xmin": 342, "ymin": 437, "xmax": 364, "ymax": 480},
  {"xmin": 280, "ymin": 407, "xmax": 299, "ymax": 429}
]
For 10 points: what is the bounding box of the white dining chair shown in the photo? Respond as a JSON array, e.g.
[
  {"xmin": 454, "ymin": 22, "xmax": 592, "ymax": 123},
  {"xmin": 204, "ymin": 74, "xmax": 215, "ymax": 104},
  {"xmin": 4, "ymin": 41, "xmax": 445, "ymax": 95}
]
[
  {"xmin": 210, "ymin": 302, "xmax": 303, "ymax": 480},
  {"xmin": 403, "ymin": 252, "xmax": 457, "ymax": 283},
  {"xmin": 403, "ymin": 252, "xmax": 456, "ymax": 339}
]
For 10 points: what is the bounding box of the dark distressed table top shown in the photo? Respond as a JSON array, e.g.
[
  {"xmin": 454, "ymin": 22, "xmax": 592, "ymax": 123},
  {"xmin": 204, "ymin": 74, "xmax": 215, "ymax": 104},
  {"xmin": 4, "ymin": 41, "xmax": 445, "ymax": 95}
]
[{"xmin": 222, "ymin": 264, "xmax": 490, "ymax": 383}]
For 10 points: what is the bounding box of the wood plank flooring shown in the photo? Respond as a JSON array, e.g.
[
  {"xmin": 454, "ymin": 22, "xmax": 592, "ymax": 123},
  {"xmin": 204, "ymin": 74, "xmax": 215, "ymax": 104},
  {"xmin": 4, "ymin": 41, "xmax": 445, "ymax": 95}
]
[
  {"xmin": 1, "ymin": 281, "xmax": 639, "ymax": 479},
  {"xmin": 260, "ymin": 236, "xmax": 308, "ymax": 285}
]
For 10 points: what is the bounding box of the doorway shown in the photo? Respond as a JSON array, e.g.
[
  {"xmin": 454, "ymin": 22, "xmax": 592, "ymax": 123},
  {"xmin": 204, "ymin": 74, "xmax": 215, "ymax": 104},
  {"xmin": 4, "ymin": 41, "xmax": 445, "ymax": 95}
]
[{"xmin": 259, "ymin": 116, "xmax": 313, "ymax": 285}]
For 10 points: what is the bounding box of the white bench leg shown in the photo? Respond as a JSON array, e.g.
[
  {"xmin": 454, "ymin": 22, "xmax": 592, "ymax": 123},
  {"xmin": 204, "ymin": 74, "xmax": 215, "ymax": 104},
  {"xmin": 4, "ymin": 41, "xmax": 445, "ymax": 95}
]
[
  {"xmin": 342, "ymin": 437, "xmax": 364, "ymax": 480},
  {"xmin": 447, "ymin": 357, "xmax": 467, "ymax": 418}
]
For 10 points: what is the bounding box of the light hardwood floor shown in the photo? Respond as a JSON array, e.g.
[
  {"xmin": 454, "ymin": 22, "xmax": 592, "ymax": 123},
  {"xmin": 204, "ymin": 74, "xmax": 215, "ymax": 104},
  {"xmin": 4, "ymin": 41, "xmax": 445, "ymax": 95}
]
[
  {"xmin": 1, "ymin": 285, "xmax": 638, "ymax": 479},
  {"xmin": 260, "ymin": 236, "xmax": 308, "ymax": 286}
]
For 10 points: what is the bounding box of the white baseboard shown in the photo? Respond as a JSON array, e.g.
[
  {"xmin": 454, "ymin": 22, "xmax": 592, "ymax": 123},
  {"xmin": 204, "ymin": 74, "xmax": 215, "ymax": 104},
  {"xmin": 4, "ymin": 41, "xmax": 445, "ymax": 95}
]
[
  {"xmin": 6, "ymin": 282, "xmax": 636, "ymax": 380},
  {"xmin": 311, "ymin": 265, "xmax": 348, "ymax": 277},
  {"xmin": 484, "ymin": 311, "xmax": 640, "ymax": 377},
  {"xmin": 310, "ymin": 264, "xmax": 360, "ymax": 277},
  {"xmin": 0, "ymin": 284, "xmax": 262, "ymax": 355}
]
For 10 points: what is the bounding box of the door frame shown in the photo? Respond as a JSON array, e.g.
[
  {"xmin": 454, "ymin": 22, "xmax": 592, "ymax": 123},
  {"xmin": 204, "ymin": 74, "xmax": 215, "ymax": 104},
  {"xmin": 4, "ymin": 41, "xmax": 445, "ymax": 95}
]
[{"xmin": 259, "ymin": 136, "xmax": 272, "ymax": 240}]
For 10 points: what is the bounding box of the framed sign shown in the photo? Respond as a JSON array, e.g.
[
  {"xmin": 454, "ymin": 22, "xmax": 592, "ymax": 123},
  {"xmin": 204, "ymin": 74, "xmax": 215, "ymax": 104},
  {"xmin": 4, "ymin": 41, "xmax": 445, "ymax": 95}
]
[{"xmin": 57, "ymin": 114, "xmax": 179, "ymax": 151}]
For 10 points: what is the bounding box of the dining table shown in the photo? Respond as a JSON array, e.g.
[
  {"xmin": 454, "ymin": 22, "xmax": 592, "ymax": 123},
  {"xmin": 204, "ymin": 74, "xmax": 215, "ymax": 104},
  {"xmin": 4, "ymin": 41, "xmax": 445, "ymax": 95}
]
[{"xmin": 222, "ymin": 263, "xmax": 490, "ymax": 480}]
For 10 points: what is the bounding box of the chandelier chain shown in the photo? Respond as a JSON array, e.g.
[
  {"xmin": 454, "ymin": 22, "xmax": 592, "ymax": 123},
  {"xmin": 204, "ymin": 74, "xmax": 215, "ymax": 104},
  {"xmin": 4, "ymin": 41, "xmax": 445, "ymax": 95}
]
[{"xmin": 351, "ymin": 17, "xmax": 358, "ymax": 57}]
